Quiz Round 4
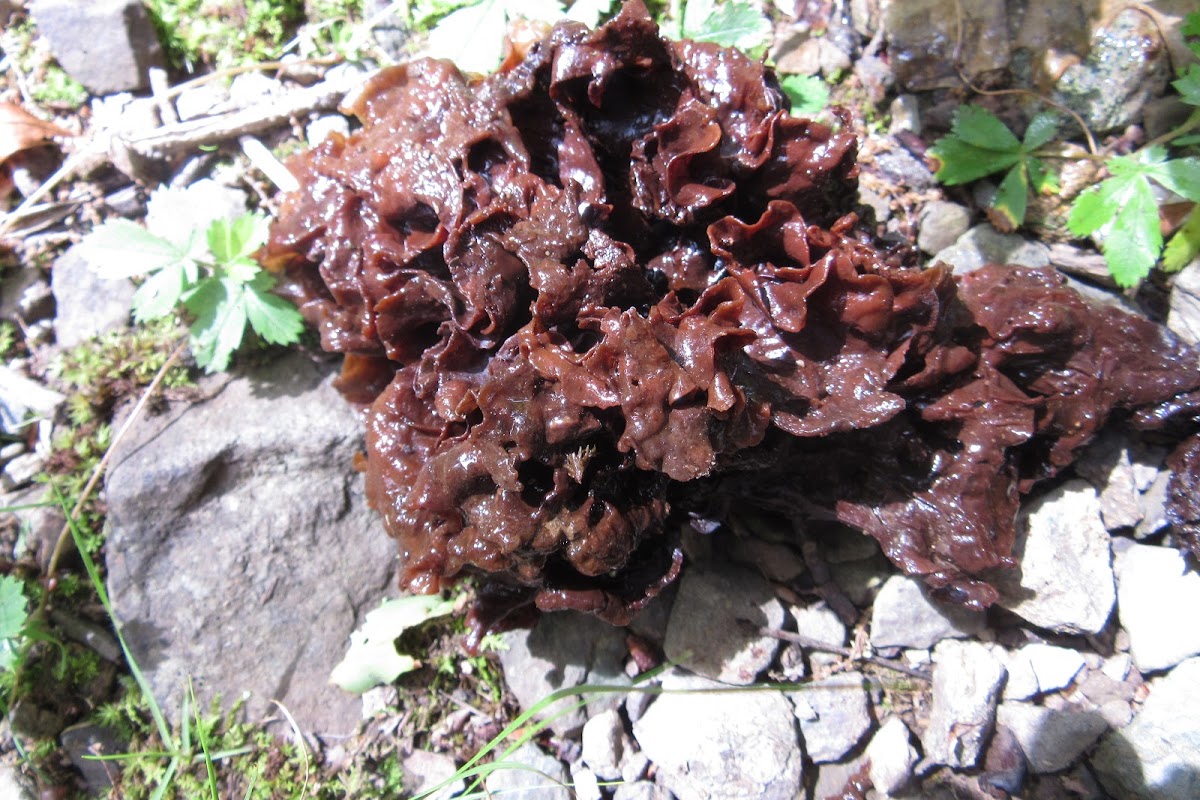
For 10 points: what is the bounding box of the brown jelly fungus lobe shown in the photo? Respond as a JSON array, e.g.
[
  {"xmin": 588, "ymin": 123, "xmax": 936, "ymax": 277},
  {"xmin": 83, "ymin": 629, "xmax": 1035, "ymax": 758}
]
[{"xmin": 265, "ymin": 1, "xmax": 1200, "ymax": 632}]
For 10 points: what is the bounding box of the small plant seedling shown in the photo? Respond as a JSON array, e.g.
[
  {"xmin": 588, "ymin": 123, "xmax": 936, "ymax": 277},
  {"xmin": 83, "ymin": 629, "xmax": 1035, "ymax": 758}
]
[
  {"xmin": 79, "ymin": 204, "xmax": 305, "ymax": 373},
  {"xmin": 1068, "ymin": 146, "xmax": 1200, "ymax": 287},
  {"xmin": 0, "ymin": 574, "xmax": 30, "ymax": 672},
  {"xmin": 673, "ymin": 0, "xmax": 772, "ymax": 56},
  {"xmin": 928, "ymin": 105, "xmax": 1060, "ymax": 231}
]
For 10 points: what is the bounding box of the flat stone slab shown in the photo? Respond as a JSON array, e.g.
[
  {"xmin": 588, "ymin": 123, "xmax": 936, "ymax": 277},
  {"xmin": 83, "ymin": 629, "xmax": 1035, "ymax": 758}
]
[
  {"xmin": 105, "ymin": 353, "xmax": 395, "ymax": 736},
  {"xmin": 1113, "ymin": 540, "xmax": 1200, "ymax": 672}
]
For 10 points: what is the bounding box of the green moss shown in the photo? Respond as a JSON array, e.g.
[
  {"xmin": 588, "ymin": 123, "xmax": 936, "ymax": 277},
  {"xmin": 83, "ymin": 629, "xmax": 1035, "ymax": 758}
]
[{"xmin": 144, "ymin": 0, "xmax": 306, "ymax": 70}]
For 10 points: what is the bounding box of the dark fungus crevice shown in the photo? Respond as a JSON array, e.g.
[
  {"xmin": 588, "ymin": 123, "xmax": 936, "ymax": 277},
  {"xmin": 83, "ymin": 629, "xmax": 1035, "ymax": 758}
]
[{"xmin": 263, "ymin": 0, "xmax": 1200, "ymax": 632}]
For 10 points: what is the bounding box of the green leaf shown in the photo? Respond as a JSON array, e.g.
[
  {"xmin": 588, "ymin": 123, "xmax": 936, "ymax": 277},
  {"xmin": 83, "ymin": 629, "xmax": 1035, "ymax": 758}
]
[
  {"xmin": 1163, "ymin": 206, "xmax": 1200, "ymax": 272},
  {"xmin": 1155, "ymin": 157, "xmax": 1200, "ymax": 202},
  {"xmin": 1068, "ymin": 174, "xmax": 1133, "ymax": 236},
  {"xmin": 929, "ymin": 136, "xmax": 1022, "ymax": 185},
  {"xmin": 77, "ymin": 220, "xmax": 191, "ymax": 280},
  {"xmin": 779, "ymin": 74, "xmax": 830, "ymax": 118},
  {"xmin": 330, "ymin": 595, "xmax": 455, "ymax": 694},
  {"xmin": 1104, "ymin": 177, "xmax": 1163, "ymax": 288},
  {"xmin": 207, "ymin": 213, "xmax": 270, "ymax": 265},
  {"xmin": 0, "ymin": 575, "xmax": 28, "ymax": 643},
  {"xmin": 132, "ymin": 261, "xmax": 188, "ymax": 322},
  {"xmin": 1176, "ymin": 134, "xmax": 1200, "ymax": 146},
  {"xmin": 222, "ymin": 257, "xmax": 261, "ymax": 284},
  {"xmin": 1022, "ymin": 111, "xmax": 1059, "ymax": 151},
  {"xmin": 565, "ymin": 0, "xmax": 612, "ymax": 27},
  {"xmin": 685, "ymin": 1, "xmax": 772, "ymax": 54},
  {"xmin": 425, "ymin": 0, "xmax": 565, "ymax": 74},
  {"xmin": 1027, "ymin": 158, "xmax": 1058, "ymax": 194},
  {"xmin": 185, "ymin": 278, "xmax": 249, "ymax": 373},
  {"xmin": 1176, "ymin": 66, "xmax": 1200, "ymax": 107},
  {"xmin": 949, "ymin": 105, "xmax": 1022, "ymax": 151},
  {"xmin": 990, "ymin": 164, "xmax": 1029, "ymax": 229},
  {"xmin": 244, "ymin": 274, "xmax": 306, "ymax": 345}
]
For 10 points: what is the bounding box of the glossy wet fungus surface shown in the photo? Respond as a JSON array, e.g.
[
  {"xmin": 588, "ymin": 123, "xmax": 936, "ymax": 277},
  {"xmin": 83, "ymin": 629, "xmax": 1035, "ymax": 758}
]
[{"xmin": 264, "ymin": 0, "xmax": 1200, "ymax": 635}]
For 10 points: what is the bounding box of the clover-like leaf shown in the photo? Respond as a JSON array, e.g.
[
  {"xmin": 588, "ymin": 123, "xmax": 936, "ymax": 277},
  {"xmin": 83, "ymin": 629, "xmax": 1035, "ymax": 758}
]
[
  {"xmin": 780, "ymin": 74, "xmax": 830, "ymax": 118},
  {"xmin": 330, "ymin": 595, "xmax": 456, "ymax": 694}
]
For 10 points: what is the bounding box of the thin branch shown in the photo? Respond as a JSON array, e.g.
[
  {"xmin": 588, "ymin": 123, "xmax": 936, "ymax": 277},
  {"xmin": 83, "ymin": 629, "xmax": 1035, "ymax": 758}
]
[{"xmin": 752, "ymin": 624, "xmax": 932, "ymax": 681}]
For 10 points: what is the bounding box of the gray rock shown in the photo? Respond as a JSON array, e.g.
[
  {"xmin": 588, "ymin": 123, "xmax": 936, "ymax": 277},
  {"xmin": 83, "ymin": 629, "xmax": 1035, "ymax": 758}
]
[
  {"xmin": 1093, "ymin": 657, "xmax": 1200, "ymax": 800},
  {"xmin": 30, "ymin": 0, "xmax": 164, "ymax": 94},
  {"xmin": 917, "ymin": 201, "xmax": 971, "ymax": 256},
  {"xmin": 997, "ymin": 702, "xmax": 1108, "ymax": 773},
  {"xmin": 1113, "ymin": 540, "xmax": 1200, "ymax": 672},
  {"xmin": 613, "ymin": 782, "xmax": 672, "ymax": 800},
  {"xmin": 789, "ymin": 670, "xmax": 872, "ymax": 763},
  {"xmin": 872, "ymin": 147, "xmax": 936, "ymax": 191},
  {"xmin": 51, "ymin": 245, "xmax": 134, "ymax": 347},
  {"xmin": 581, "ymin": 708, "xmax": 627, "ymax": 781},
  {"xmin": 402, "ymin": 750, "xmax": 464, "ymax": 800},
  {"xmin": 0, "ymin": 762, "xmax": 36, "ymax": 800},
  {"xmin": 498, "ymin": 610, "xmax": 628, "ymax": 736},
  {"xmin": 792, "ymin": 603, "xmax": 846, "ymax": 671},
  {"xmin": 885, "ymin": 0, "xmax": 1009, "ymax": 90},
  {"xmin": 484, "ymin": 742, "xmax": 569, "ymax": 800},
  {"xmin": 306, "ymin": 114, "xmax": 351, "ymax": 146},
  {"xmin": 104, "ymin": 353, "xmax": 395, "ymax": 736},
  {"xmin": 1077, "ymin": 432, "xmax": 1145, "ymax": 530},
  {"xmin": 870, "ymin": 575, "xmax": 985, "ymax": 650},
  {"xmin": 933, "ymin": 225, "xmax": 1051, "ymax": 275},
  {"xmin": 60, "ymin": 723, "xmax": 125, "ymax": 794},
  {"xmin": 632, "ymin": 670, "xmax": 802, "ymax": 800},
  {"xmin": 812, "ymin": 755, "xmax": 870, "ymax": 799},
  {"xmin": 726, "ymin": 536, "xmax": 806, "ymax": 582},
  {"xmin": 228, "ymin": 72, "xmax": 278, "ymax": 107},
  {"xmin": 923, "ymin": 640, "xmax": 1007, "ymax": 769},
  {"xmin": 663, "ymin": 564, "xmax": 783, "ymax": 685},
  {"xmin": 866, "ymin": 716, "xmax": 917, "ymax": 795},
  {"xmin": 1, "ymin": 267, "xmax": 49, "ymax": 322},
  {"xmin": 1135, "ymin": 470, "xmax": 1172, "ymax": 539},
  {"xmin": 1052, "ymin": 9, "xmax": 1170, "ymax": 135},
  {"xmin": 571, "ymin": 765, "xmax": 602, "ymax": 800},
  {"xmin": 1168, "ymin": 262, "xmax": 1200, "ymax": 350},
  {"xmin": 1003, "ymin": 643, "xmax": 1086, "ymax": 700},
  {"xmin": 0, "ymin": 366, "xmax": 64, "ymax": 436},
  {"xmin": 1, "ymin": 452, "xmax": 42, "ymax": 492},
  {"xmin": 888, "ymin": 94, "xmax": 921, "ymax": 136},
  {"xmin": 996, "ymin": 481, "xmax": 1115, "ymax": 635},
  {"xmin": 829, "ymin": 553, "xmax": 890, "ymax": 608},
  {"xmin": 174, "ymin": 84, "xmax": 231, "ymax": 121}
]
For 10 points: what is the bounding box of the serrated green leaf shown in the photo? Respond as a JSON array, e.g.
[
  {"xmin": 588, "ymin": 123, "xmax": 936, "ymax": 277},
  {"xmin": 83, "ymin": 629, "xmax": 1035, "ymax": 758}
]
[
  {"xmin": 1176, "ymin": 66, "xmax": 1200, "ymax": 107},
  {"xmin": 1154, "ymin": 157, "xmax": 1200, "ymax": 202},
  {"xmin": 245, "ymin": 274, "xmax": 306, "ymax": 345},
  {"xmin": 132, "ymin": 262, "xmax": 188, "ymax": 322},
  {"xmin": 330, "ymin": 595, "xmax": 455, "ymax": 694},
  {"xmin": 1163, "ymin": 206, "xmax": 1200, "ymax": 272},
  {"xmin": 1103, "ymin": 177, "xmax": 1163, "ymax": 288},
  {"xmin": 77, "ymin": 220, "xmax": 191, "ymax": 280},
  {"xmin": 780, "ymin": 74, "xmax": 830, "ymax": 118},
  {"xmin": 685, "ymin": 1, "xmax": 771, "ymax": 53},
  {"xmin": 0, "ymin": 575, "xmax": 28, "ymax": 644},
  {"xmin": 930, "ymin": 137, "xmax": 1022, "ymax": 185},
  {"xmin": 990, "ymin": 164, "xmax": 1029, "ymax": 228},
  {"xmin": 1111, "ymin": 146, "xmax": 1168, "ymax": 176},
  {"xmin": 222, "ymin": 257, "xmax": 261, "ymax": 284},
  {"xmin": 680, "ymin": 0, "xmax": 714, "ymax": 37},
  {"xmin": 1068, "ymin": 173, "xmax": 1135, "ymax": 236},
  {"xmin": 1022, "ymin": 111, "xmax": 1059, "ymax": 151},
  {"xmin": 1184, "ymin": 11, "xmax": 1200, "ymax": 43},
  {"xmin": 207, "ymin": 213, "xmax": 270, "ymax": 265},
  {"xmin": 185, "ymin": 278, "xmax": 249, "ymax": 373},
  {"xmin": 949, "ymin": 105, "xmax": 1022, "ymax": 151}
]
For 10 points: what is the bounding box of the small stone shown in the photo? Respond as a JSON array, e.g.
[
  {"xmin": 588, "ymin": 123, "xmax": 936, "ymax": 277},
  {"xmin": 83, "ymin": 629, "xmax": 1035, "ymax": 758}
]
[
  {"xmin": 1077, "ymin": 433, "xmax": 1144, "ymax": 530},
  {"xmin": 401, "ymin": 750, "xmax": 462, "ymax": 800},
  {"xmin": 174, "ymin": 84, "xmax": 231, "ymax": 120},
  {"xmin": 632, "ymin": 670, "xmax": 803, "ymax": 800},
  {"xmin": 812, "ymin": 756, "xmax": 870, "ymax": 799},
  {"xmin": 51, "ymin": 245, "xmax": 135, "ymax": 347},
  {"xmin": 581, "ymin": 709, "xmax": 627, "ymax": 781},
  {"xmin": 981, "ymin": 724, "xmax": 1026, "ymax": 795},
  {"xmin": 866, "ymin": 716, "xmax": 917, "ymax": 795},
  {"xmin": 997, "ymin": 702, "xmax": 1108, "ymax": 773},
  {"xmin": 996, "ymin": 481, "xmax": 1115, "ymax": 635},
  {"xmin": 789, "ymin": 670, "xmax": 871, "ymax": 763},
  {"xmin": 307, "ymin": 114, "xmax": 351, "ymax": 146},
  {"xmin": 0, "ymin": 366, "xmax": 64, "ymax": 436},
  {"xmin": 1003, "ymin": 643, "xmax": 1086, "ymax": 700},
  {"xmin": 621, "ymin": 749, "xmax": 649, "ymax": 783},
  {"xmin": 613, "ymin": 782, "xmax": 670, "ymax": 800},
  {"xmin": 933, "ymin": 225, "xmax": 1051, "ymax": 275},
  {"xmin": 1113, "ymin": 540, "xmax": 1200, "ymax": 672},
  {"xmin": 228, "ymin": 72, "xmax": 279, "ymax": 107},
  {"xmin": 870, "ymin": 575, "xmax": 985, "ymax": 650},
  {"xmin": 1, "ymin": 267, "xmax": 48, "ymax": 322},
  {"xmin": 726, "ymin": 536, "xmax": 806, "ymax": 582},
  {"xmin": 0, "ymin": 442, "xmax": 22, "ymax": 463},
  {"xmin": 484, "ymin": 742, "xmax": 569, "ymax": 800},
  {"xmin": 888, "ymin": 94, "xmax": 921, "ymax": 136},
  {"xmin": 1102, "ymin": 653, "xmax": 1132, "ymax": 682},
  {"xmin": 872, "ymin": 147, "xmax": 936, "ymax": 191},
  {"xmin": 663, "ymin": 563, "xmax": 784, "ymax": 685},
  {"xmin": 360, "ymin": 685, "xmax": 397, "ymax": 718},
  {"xmin": 1168, "ymin": 262, "xmax": 1200, "ymax": 349},
  {"xmin": 17, "ymin": 275, "xmax": 53, "ymax": 321},
  {"xmin": 829, "ymin": 554, "xmax": 889, "ymax": 608},
  {"xmin": 792, "ymin": 603, "xmax": 846, "ymax": 650},
  {"xmin": 1, "ymin": 453, "xmax": 43, "ymax": 491},
  {"xmin": 1093, "ymin": 657, "xmax": 1200, "ymax": 800},
  {"xmin": 499, "ymin": 611, "xmax": 628, "ymax": 736},
  {"xmin": 60, "ymin": 723, "xmax": 125, "ymax": 794},
  {"xmin": 30, "ymin": 0, "xmax": 165, "ymax": 94},
  {"xmin": 1135, "ymin": 470, "xmax": 1171, "ymax": 539},
  {"xmin": 923, "ymin": 640, "xmax": 1007, "ymax": 769},
  {"xmin": 917, "ymin": 201, "xmax": 971, "ymax": 256},
  {"xmin": 0, "ymin": 762, "xmax": 35, "ymax": 800},
  {"xmin": 571, "ymin": 765, "xmax": 602, "ymax": 800}
]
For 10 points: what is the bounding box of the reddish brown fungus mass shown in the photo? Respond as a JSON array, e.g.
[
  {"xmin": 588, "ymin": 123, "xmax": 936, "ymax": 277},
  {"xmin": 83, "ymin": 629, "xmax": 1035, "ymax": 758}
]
[{"xmin": 265, "ymin": 1, "xmax": 1200, "ymax": 627}]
